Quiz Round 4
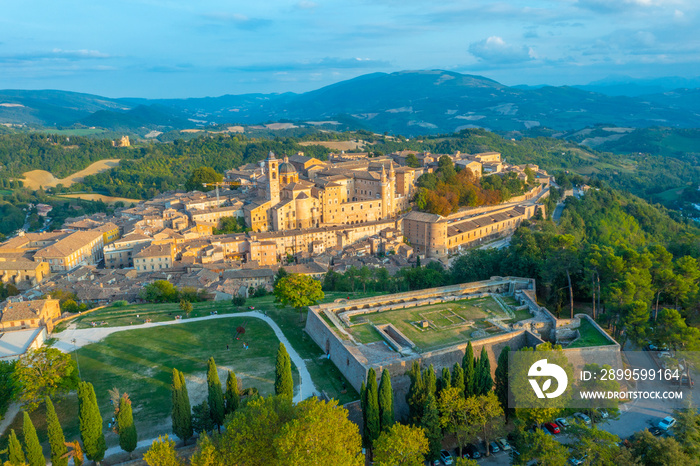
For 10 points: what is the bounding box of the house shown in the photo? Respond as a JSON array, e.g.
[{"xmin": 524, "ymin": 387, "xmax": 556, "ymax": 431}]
[
  {"xmin": 0, "ymin": 299, "xmax": 61, "ymax": 332},
  {"xmin": 133, "ymin": 243, "xmax": 175, "ymax": 273},
  {"xmin": 34, "ymin": 230, "xmax": 104, "ymax": 272}
]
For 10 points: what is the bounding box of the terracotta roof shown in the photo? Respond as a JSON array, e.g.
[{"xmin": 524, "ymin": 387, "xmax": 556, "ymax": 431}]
[
  {"xmin": 134, "ymin": 243, "xmax": 173, "ymax": 258},
  {"xmin": 34, "ymin": 230, "xmax": 103, "ymax": 258},
  {"xmin": 1, "ymin": 299, "xmax": 55, "ymax": 322},
  {"xmin": 0, "ymin": 259, "xmax": 42, "ymax": 271}
]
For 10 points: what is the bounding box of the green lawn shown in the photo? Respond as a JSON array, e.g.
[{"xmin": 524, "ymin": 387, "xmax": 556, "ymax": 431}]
[
  {"xmin": 351, "ymin": 324, "xmax": 384, "ymax": 344},
  {"xmin": 1, "ymin": 318, "xmax": 297, "ymax": 453},
  {"xmin": 345, "ymin": 296, "xmax": 512, "ymax": 351},
  {"xmin": 65, "ymin": 292, "xmax": 369, "ymax": 405},
  {"xmin": 567, "ymin": 319, "xmax": 615, "ymax": 348}
]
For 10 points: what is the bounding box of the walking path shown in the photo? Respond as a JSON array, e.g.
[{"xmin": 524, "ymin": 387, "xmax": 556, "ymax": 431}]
[{"xmin": 54, "ymin": 311, "xmax": 318, "ymax": 401}]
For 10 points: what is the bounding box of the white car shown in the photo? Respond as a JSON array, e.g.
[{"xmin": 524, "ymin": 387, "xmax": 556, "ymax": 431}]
[
  {"xmin": 497, "ymin": 437, "xmax": 512, "ymax": 451},
  {"xmin": 574, "ymin": 412, "xmax": 591, "ymax": 425},
  {"xmin": 556, "ymin": 417, "xmax": 570, "ymax": 428},
  {"xmin": 658, "ymin": 416, "xmax": 677, "ymax": 431}
]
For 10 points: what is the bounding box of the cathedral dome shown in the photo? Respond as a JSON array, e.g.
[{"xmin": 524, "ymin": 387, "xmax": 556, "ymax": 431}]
[{"xmin": 279, "ymin": 157, "xmax": 297, "ymax": 174}]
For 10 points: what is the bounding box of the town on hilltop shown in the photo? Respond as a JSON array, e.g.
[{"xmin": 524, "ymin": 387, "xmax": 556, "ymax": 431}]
[{"xmin": 0, "ymin": 148, "xmax": 551, "ymax": 351}]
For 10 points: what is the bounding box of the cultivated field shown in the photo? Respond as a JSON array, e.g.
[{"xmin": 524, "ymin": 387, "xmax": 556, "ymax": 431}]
[
  {"xmin": 56, "ymin": 193, "xmax": 140, "ymax": 204},
  {"xmin": 298, "ymin": 140, "xmax": 367, "ymax": 151},
  {"xmin": 21, "ymin": 159, "xmax": 121, "ymax": 189},
  {"xmin": 346, "ymin": 295, "xmax": 522, "ymax": 351}
]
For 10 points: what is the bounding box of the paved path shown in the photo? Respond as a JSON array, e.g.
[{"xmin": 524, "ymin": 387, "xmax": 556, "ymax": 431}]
[
  {"xmin": 54, "ymin": 311, "xmax": 318, "ymax": 402},
  {"xmin": 0, "ymin": 402, "xmax": 20, "ymax": 436}
]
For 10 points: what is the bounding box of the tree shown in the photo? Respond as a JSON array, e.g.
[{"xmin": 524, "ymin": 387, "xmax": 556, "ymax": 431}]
[
  {"xmin": 465, "ymin": 393, "xmax": 503, "ymax": 456},
  {"xmin": 451, "ymin": 363, "xmax": 465, "ymax": 395},
  {"xmin": 420, "ymin": 393, "xmax": 442, "ymax": 463},
  {"xmin": 185, "ymin": 167, "xmax": 223, "ymax": 192},
  {"xmin": 631, "ymin": 429, "xmax": 693, "ymax": 466},
  {"xmin": 224, "ymin": 370, "xmax": 240, "ymax": 415},
  {"xmin": 567, "ymin": 425, "xmax": 633, "ymax": 465},
  {"xmin": 463, "ymin": 342, "xmax": 475, "ymax": 397},
  {"xmin": 144, "ymin": 435, "xmax": 184, "ymax": 466},
  {"xmin": 22, "ymin": 412, "xmax": 44, "ymax": 466},
  {"xmin": 77, "ymin": 381, "xmax": 106, "ymax": 464},
  {"xmin": 274, "ymin": 267, "xmax": 288, "ymax": 287},
  {"xmin": 373, "ymin": 424, "xmax": 428, "ymax": 466},
  {"xmin": 494, "ymin": 346, "xmax": 511, "ymax": 421},
  {"xmin": 275, "ymin": 343, "xmax": 294, "ymax": 400},
  {"xmin": 672, "ymin": 401, "xmax": 700, "ymax": 458},
  {"xmin": 273, "ymin": 274, "xmax": 324, "ymax": 319},
  {"xmin": 140, "ymin": 280, "xmax": 180, "ymax": 303},
  {"xmin": 364, "ymin": 368, "xmax": 381, "ymax": 448},
  {"xmin": 423, "ymin": 365, "xmax": 437, "ymax": 398},
  {"xmin": 7, "ymin": 429, "xmax": 25, "ymax": 465},
  {"xmin": 45, "ymin": 397, "xmax": 68, "ymax": 466},
  {"xmin": 0, "ymin": 360, "xmax": 18, "ymax": 421},
  {"xmin": 519, "ymin": 429, "xmax": 569, "ymax": 466},
  {"xmin": 171, "ymin": 369, "xmax": 193, "ymax": 445},
  {"xmin": 622, "ymin": 301, "xmax": 650, "ymax": 347},
  {"xmin": 117, "ymin": 393, "xmax": 138, "ymax": 456},
  {"xmin": 438, "ymin": 387, "xmax": 472, "ymax": 458},
  {"xmin": 405, "ymin": 154, "xmax": 421, "ymax": 168},
  {"xmin": 406, "ymin": 361, "xmax": 425, "ymax": 425},
  {"xmin": 378, "ymin": 370, "xmax": 394, "ymax": 432},
  {"xmin": 438, "ymin": 367, "xmax": 452, "ymax": 395},
  {"xmin": 475, "ymin": 347, "xmax": 493, "ymax": 395},
  {"xmin": 274, "ymin": 398, "xmax": 363, "ymax": 466},
  {"xmin": 179, "ymin": 299, "xmax": 193, "ymax": 315},
  {"xmin": 63, "ymin": 441, "xmax": 84, "ymax": 466},
  {"xmin": 207, "ymin": 358, "xmax": 225, "ymax": 432},
  {"xmin": 16, "ymin": 347, "xmax": 79, "ymax": 411},
  {"xmin": 192, "ymin": 400, "xmax": 215, "ymax": 434},
  {"xmin": 190, "ymin": 433, "xmax": 220, "ymax": 466}
]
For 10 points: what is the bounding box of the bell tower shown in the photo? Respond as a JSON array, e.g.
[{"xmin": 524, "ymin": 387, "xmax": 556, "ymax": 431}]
[{"xmin": 266, "ymin": 151, "xmax": 280, "ymax": 205}]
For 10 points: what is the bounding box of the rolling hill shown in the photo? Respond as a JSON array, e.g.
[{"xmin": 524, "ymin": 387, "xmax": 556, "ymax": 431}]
[{"xmin": 2, "ymin": 70, "xmax": 700, "ymax": 136}]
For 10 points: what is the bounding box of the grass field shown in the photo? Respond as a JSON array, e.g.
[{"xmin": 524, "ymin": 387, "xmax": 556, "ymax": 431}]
[
  {"xmin": 36, "ymin": 128, "xmax": 106, "ymax": 136},
  {"xmin": 345, "ymin": 296, "xmax": 519, "ymax": 351},
  {"xmin": 21, "ymin": 159, "xmax": 121, "ymax": 189},
  {"xmin": 61, "ymin": 292, "xmax": 371, "ymax": 404},
  {"xmin": 567, "ymin": 319, "xmax": 614, "ymax": 348},
  {"xmin": 1, "ymin": 318, "xmax": 297, "ymax": 454}
]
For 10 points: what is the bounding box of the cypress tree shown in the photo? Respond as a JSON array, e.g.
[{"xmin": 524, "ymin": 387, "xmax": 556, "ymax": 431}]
[
  {"xmin": 463, "ymin": 341, "xmax": 475, "ymax": 397},
  {"xmin": 224, "ymin": 370, "xmax": 240, "ymax": 415},
  {"xmin": 45, "ymin": 397, "xmax": 68, "ymax": 466},
  {"xmin": 439, "ymin": 367, "xmax": 452, "ymax": 395},
  {"xmin": 78, "ymin": 381, "xmax": 106, "ymax": 464},
  {"xmin": 117, "ymin": 394, "xmax": 138, "ymax": 456},
  {"xmin": 451, "ymin": 363, "xmax": 465, "ymax": 395},
  {"xmin": 23, "ymin": 411, "xmax": 44, "ymax": 466},
  {"xmin": 206, "ymin": 358, "xmax": 225, "ymax": 432},
  {"xmin": 406, "ymin": 361, "xmax": 424, "ymax": 424},
  {"xmin": 378, "ymin": 370, "xmax": 394, "ymax": 431},
  {"xmin": 363, "ymin": 368, "xmax": 380, "ymax": 448},
  {"xmin": 477, "ymin": 347, "xmax": 493, "ymax": 395},
  {"xmin": 423, "ymin": 364, "xmax": 437, "ymax": 397},
  {"xmin": 495, "ymin": 346, "xmax": 511, "ymax": 420},
  {"xmin": 420, "ymin": 393, "xmax": 442, "ymax": 463},
  {"xmin": 360, "ymin": 381, "xmax": 367, "ymax": 423},
  {"xmin": 8, "ymin": 429, "xmax": 25, "ymax": 465},
  {"xmin": 171, "ymin": 368, "xmax": 193, "ymax": 445},
  {"xmin": 274, "ymin": 343, "xmax": 294, "ymax": 400}
]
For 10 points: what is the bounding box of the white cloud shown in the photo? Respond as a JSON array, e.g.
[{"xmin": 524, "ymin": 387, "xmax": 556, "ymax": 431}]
[{"xmin": 468, "ymin": 37, "xmax": 535, "ymax": 64}]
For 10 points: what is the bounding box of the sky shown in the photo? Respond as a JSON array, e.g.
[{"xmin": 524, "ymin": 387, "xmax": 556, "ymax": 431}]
[{"xmin": 1, "ymin": 0, "xmax": 699, "ymax": 98}]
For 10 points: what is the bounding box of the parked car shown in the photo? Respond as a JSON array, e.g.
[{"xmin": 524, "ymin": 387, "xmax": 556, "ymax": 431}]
[
  {"xmin": 569, "ymin": 454, "xmax": 588, "ymax": 465},
  {"xmin": 647, "ymin": 342, "xmax": 668, "ymax": 351},
  {"xmin": 649, "ymin": 426, "xmax": 664, "ymax": 436},
  {"xmin": 658, "ymin": 416, "xmax": 677, "ymax": 431},
  {"xmin": 489, "ymin": 441, "xmax": 501, "ymax": 453},
  {"xmin": 574, "ymin": 412, "xmax": 592, "ymax": 425},
  {"xmin": 542, "ymin": 427, "xmax": 554, "ymax": 436},
  {"xmin": 556, "ymin": 417, "xmax": 570, "ymax": 429},
  {"xmin": 544, "ymin": 422, "xmax": 561, "ymax": 434},
  {"xmin": 440, "ymin": 449, "xmax": 454, "ymax": 465},
  {"xmin": 497, "ymin": 437, "xmax": 512, "ymax": 451},
  {"xmin": 466, "ymin": 444, "xmax": 481, "ymax": 459},
  {"xmin": 598, "ymin": 409, "xmax": 609, "ymax": 419},
  {"xmin": 454, "ymin": 448, "xmax": 470, "ymax": 459}
]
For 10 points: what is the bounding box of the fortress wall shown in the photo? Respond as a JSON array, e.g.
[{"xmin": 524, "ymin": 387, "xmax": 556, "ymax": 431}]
[{"xmin": 305, "ymin": 307, "xmax": 369, "ymax": 393}]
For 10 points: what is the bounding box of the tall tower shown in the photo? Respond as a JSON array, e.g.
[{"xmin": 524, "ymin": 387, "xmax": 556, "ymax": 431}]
[
  {"xmin": 266, "ymin": 151, "xmax": 280, "ymax": 205},
  {"xmin": 380, "ymin": 164, "xmax": 389, "ymax": 219},
  {"xmin": 388, "ymin": 162, "xmax": 396, "ymax": 215}
]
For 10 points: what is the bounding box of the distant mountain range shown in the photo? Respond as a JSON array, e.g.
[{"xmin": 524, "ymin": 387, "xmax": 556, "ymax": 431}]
[{"xmin": 2, "ymin": 70, "xmax": 700, "ymax": 136}]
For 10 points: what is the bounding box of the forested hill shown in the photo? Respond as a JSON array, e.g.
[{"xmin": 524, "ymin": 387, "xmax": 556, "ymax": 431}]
[{"xmin": 0, "ymin": 128, "xmax": 698, "ymax": 208}]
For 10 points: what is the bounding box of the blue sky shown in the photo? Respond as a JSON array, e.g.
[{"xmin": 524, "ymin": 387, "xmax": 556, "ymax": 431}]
[{"xmin": 1, "ymin": 0, "xmax": 699, "ymax": 98}]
